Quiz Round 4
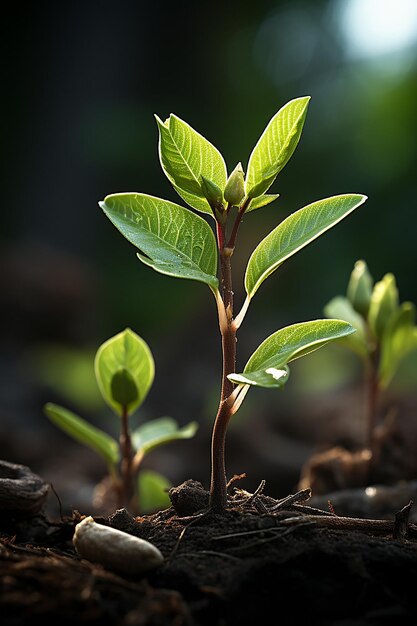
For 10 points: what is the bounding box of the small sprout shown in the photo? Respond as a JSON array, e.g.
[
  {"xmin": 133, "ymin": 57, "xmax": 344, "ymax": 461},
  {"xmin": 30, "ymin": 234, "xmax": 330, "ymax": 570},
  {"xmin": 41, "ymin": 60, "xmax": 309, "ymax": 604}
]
[
  {"xmin": 100, "ymin": 97, "xmax": 366, "ymax": 512},
  {"xmin": 73, "ymin": 516, "xmax": 163, "ymax": 575},
  {"xmin": 224, "ymin": 162, "xmax": 245, "ymax": 206},
  {"xmin": 95, "ymin": 328, "xmax": 154, "ymax": 417},
  {"xmin": 325, "ymin": 261, "xmax": 417, "ymax": 461},
  {"xmin": 44, "ymin": 329, "xmax": 197, "ymax": 514}
]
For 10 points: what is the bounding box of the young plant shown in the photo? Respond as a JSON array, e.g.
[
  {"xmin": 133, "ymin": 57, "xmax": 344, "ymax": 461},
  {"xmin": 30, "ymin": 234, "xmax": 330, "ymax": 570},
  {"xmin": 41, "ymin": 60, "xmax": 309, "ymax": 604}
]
[
  {"xmin": 99, "ymin": 97, "xmax": 367, "ymax": 512},
  {"xmin": 324, "ymin": 260, "xmax": 417, "ymax": 457},
  {"xmin": 44, "ymin": 328, "xmax": 197, "ymax": 512}
]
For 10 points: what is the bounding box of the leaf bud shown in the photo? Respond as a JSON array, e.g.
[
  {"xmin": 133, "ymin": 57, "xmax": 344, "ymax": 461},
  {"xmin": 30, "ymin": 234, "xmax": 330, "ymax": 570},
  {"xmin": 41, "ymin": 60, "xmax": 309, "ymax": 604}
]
[
  {"xmin": 347, "ymin": 260, "xmax": 374, "ymax": 318},
  {"xmin": 224, "ymin": 163, "xmax": 245, "ymax": 206},
  {"xmin": 200, "ymin": 176, "xmax": 224, "ymax": 211},
  {"xmin": 368, "ymin": 273, "xmax": 399, "ymax": 340}
]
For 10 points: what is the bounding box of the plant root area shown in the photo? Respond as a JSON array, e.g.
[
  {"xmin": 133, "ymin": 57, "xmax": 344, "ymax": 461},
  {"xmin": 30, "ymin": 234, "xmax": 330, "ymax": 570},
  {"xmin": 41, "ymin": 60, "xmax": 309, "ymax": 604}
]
[{"xmin": 2, "ymin": 478, "xmax": 417, "ymax": 626}]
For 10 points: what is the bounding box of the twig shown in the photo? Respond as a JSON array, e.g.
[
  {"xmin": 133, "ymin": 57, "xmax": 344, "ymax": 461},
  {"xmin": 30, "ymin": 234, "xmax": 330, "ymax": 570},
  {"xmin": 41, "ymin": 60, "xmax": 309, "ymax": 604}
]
[
  {"xmin": 49, "ymin": 483, "xmax": 63, "ymax": 521},
  {"xmin": 290, "ymin": 503, "xmax": 333, "ymax": 516},
  {"xmin": 254, "ymin": 499, "xmax": 269, "ymax": 514},
  {"xmin": 280, "ymin": 514, "xmax": 417, "ymax": 537},
  {"xmin": 228, "ymin": 522, "xmax": 314, "ymax": 552},
  {"xmin": 245, "ymin": 480, "xmax": 266, "ymax": 505},
  {"xmin": 226, "ymin": 473, "xmax": 247, "ymax": 489},
  {"xmin": 214, "ymin": 528, "xmax": 275, "ymax": 541},
  {"xmin": 328, "ymin": 500, "xmax": 336, "ymax": 516},
  {"xmin": 393, "ymin": 500, "xmax": 413, "ymax": 541},
  {"xmin": 269, "ymin": 488, "xmax": 311, "ymax": 512}
]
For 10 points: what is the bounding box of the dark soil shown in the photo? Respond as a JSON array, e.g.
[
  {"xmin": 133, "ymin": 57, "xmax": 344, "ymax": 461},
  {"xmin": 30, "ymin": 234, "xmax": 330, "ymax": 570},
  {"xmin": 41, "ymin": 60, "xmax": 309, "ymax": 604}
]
[{"xmin": 2, "ymin": 466, "xmax": 417, "ymax": 626}]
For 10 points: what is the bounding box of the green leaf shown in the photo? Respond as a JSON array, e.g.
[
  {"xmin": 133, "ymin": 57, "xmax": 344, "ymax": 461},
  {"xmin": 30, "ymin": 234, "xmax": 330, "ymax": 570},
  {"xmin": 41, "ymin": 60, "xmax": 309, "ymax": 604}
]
[
  {"xmin": 368, "ymin": 273, "xmax": 399, "ymax": 340},
  {"xmin": 111, "ymin": 368, "xmax": 139, "ymax": 407},
  {"xmin": 155, "ymin": 114, "xmax": 227, "ymax": 216},
  {"xmin": 229, "ymin": 320, "xmax": 355, "ymax": 389},
  {"xmin": 347, "ymin": 260, "xmax": 374, "ymax": 318},
  {"xmin": 245, "ymin": 194, "xmax": 367, "ymax": 299},
  {"xmin": 324, "ymin": 296, "xmax": 368, "ymax": 358},
  {"xmin": 245, "ymin": 96, "xmax": 311, "ymax": 198},
  {"xmin": 44, "ymin": 403, "xmax": 120, "ymax": 467},
  {"xmin": 132, "ymin": 417, "xmax": 198, "ymax": 455},
  {"xmin": 246, "ymin": 194, "xmax": 280, "ymax": 213},
  {"xmin": 138, "ymin": 470, "xmax": 171, "ymax": 513},
  {"xmin": 100, "ymin": 193, "xmax": 219, "ymax": 289},
  {"xmin": 95, "ymin": 328, "xmax": 154, "ymax": 416},
  {"xmin": 379, "ymin": 302, "xmax": 417, "ymax": 387}
]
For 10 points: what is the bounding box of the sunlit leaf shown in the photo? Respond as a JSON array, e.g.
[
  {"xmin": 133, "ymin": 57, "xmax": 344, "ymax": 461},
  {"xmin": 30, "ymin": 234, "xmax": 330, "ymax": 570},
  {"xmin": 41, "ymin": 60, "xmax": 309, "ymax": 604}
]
[
  {"xmin": 379, "ymin": 302, "xmax": 417, "ymax": 387},
  {"xmin": 132, "ymin": 417, "xmax": 198, "ymax": 455},
  {"xmin": 228, "ymin": 320, "xmax": 355, "ymax": 388},
  {"xmin": 44, "ymin": 403, "xmax": 119, "ymax": 467},
  {"xmin": 246, "ymin": 194, "xmax": 280, "ymax": 213},
  {"xmin": 100, "ymin": 193, "xmax": 218, "ymax": 289},
  {"xmin": 155, "ymin": 114, "xmax": 227, "ymax": 215},
  {"xmin": 138, "ymin": 470, "xmax": 171, "ymax": 513},
  {"xmin": 324, "ymin": 296, "xmax": 368, "ymax": 358},
  {"xmin": 95, "ymin": 328, "xmax": 154, "ymax": 416},
  {"xmin": 245, "ymin": 97, "xmax": 310, "ymax": 198},
  {"xmin": 245, "ymin": 194, "xmax": 367, "ymax": 299}
]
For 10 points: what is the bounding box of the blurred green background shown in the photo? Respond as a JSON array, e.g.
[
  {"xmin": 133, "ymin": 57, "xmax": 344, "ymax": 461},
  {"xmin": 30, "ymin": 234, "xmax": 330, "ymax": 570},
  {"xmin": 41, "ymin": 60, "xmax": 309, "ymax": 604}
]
[{"xmin": 1, "ymin": 0, "xmax": 417, "ymax": 511}]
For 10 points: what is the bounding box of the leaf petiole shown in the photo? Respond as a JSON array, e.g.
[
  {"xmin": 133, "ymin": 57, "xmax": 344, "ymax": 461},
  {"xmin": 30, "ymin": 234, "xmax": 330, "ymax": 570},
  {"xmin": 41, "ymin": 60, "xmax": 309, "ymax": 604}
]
[
  {"xmin": 233, "ymin": 296, "xmax": 251, "ymax": 330},
  {"xmin": 227, "ymin": 384, "xmax": 250, "ymax": 416}
]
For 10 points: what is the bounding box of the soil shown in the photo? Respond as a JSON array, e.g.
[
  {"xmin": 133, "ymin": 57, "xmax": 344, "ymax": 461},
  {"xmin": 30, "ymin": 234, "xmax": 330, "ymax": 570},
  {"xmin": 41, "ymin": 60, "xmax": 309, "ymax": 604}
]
[{"xmin": 2, "ymin": 464, "xmax": 417, "ymax": 626}]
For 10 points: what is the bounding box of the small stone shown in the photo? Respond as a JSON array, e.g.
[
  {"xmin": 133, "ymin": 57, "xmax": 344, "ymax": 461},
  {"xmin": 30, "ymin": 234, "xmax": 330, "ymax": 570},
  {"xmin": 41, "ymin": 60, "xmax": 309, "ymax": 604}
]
[{"xmin": 73, "ymin": 516, "xmax": 164, "ymax": 576}]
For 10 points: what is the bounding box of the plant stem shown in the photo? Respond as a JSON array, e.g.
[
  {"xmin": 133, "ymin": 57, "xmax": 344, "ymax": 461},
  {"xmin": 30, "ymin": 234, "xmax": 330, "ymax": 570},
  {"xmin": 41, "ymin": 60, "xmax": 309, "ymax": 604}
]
[
  {"xmin": 227, "ymin": 198, "xmax": 250, "ymax": 249},
  {"xmin": 120, "ymin": 405, "xmax": 134, "ymax": 510},
  {"xmin": 366, "ymin": 347, "xmax": 380, "ymax": 461},
  {"xmin": 210, "ymin": 225, "xmax": 237, "ymax": 512}
]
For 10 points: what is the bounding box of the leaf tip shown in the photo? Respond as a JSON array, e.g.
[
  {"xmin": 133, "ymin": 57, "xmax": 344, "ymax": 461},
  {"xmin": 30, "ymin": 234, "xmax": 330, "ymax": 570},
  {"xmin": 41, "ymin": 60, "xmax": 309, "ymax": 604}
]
[
  {"xmin": 154, "ymin": 114, "xmax": 168, "ymax": 128},
  {"xmin": 350, "ymin": 193, "xmax": 368, "ymax": 205},
  {"xmin": 337, "ymin": 320, "xmax": 357, "ymax": 336},
  {"xmin": 100, "ymin": 195, "xmax": 117, "ymax": 211}
]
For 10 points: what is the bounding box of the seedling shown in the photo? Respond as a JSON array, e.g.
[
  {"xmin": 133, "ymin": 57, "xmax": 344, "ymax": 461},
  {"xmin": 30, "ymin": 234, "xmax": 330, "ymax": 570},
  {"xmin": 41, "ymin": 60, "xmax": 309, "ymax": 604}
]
[
  {"xmin": 99, "ymin": 97, "xmax": 367, "ymax": 512},
  {"xmin": 44, "ymin": 328, "xmax": 197, "ymax": 512},
  {"xmin": 325, "ymin": 260, "xmax": 417, "ymax": 458}
]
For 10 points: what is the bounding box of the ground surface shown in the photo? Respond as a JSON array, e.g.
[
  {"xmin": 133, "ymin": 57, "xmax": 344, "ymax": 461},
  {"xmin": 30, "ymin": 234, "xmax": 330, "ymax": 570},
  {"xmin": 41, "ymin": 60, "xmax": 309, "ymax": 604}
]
[{"xmin": 2, "ymin": 470, "xmax": 417, "ymax": 626}]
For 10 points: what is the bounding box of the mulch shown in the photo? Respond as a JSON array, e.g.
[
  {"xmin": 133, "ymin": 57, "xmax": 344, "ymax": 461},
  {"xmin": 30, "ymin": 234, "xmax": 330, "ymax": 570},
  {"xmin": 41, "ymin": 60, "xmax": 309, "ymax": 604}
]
[{"xmin": 2, "ymin": 470, "xmax": 417, "ymax": 626}]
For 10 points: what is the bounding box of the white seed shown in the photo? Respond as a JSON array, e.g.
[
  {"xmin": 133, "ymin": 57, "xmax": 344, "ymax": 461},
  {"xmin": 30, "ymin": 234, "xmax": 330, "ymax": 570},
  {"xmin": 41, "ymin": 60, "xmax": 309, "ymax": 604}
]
[{"xmin": 73, "ymin": 516, "xmax": 164, "ymax": 576}]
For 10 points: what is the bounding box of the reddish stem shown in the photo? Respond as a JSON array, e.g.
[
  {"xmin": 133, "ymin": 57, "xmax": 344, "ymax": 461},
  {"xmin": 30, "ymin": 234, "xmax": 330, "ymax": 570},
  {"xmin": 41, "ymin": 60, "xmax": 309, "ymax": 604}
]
[
  {"xmin": 227, "ymin": 198, "xmax": 250, "ymax": 249},
  {"xmin": 367, "ymin": 347, "xmax": 380, "ymax": 461},
  {"xmin": 210, "ymin": 222, "xmax": 237, "ymax": 512},
  {"xmin": 120, "ymin": 406, "xmax": 134, "ymax": 510}
]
